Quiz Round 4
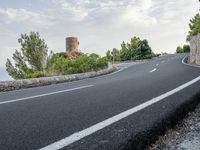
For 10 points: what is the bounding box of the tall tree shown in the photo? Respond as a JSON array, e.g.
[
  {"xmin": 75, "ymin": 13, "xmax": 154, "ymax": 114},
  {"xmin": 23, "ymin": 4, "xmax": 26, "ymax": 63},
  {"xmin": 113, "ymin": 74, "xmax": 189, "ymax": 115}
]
[
  {"xmin": 134, "ymin": 40, "xmax": 152, "ymax": 59},
  {"xmin": 176, "ymin": 46, "xmax": 183, "ymax": 53},
  {"xmin": 183, "ymin": 45, "xmax": 190, "ymax": 52},
  {"xmin": 189, "ymin": 13, "xmax": 200, "ymax": 36},
  {"xmin": 119, "ymin": 37, "xmax": 153, "ymax": 61},
  {"xmin": 111, "ymin": 48, "xmax": 120, "ymax": 62},
  {"xmin": 106, "ymin": 50, "xmax": 112, "ymax": 61},
  {"xmin": 120, "ymin": 41, "xmax": 131, "ymax": 61},
  {"xmin": 188, "ymin": 0, "xmax": 200, "ymax": 36},
  {"xmin": 6, "ymin": 32, "xmax": 48, "ymax": 79}
]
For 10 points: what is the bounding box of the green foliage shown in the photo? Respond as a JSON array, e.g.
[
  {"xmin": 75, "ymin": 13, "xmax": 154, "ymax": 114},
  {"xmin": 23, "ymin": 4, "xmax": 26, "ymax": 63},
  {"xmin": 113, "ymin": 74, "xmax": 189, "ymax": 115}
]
[
  {"xmin": 6, "ymin": 32, "xmax": 48, "ymax": 79},
  {"xmin": 133, "ymin": 39, "xmax": 153, "ymax": 60},
  {"xmin": 25, "ymin": 71, "xmax": 46, "ymax": 79},
  {"xmin": 183, "ymin": 45, "xmax": 190, "ymax": 53},
  {"xmin": 119, "ymin": 41, "xmax": 131, "ymax": 61},
  {"xmin": 89, "ymin": 53, "xmax": 100, "ymax": 58},
  {"xmin": 46, "ymin": 51, "xmax": 67, "ymax": 70},
  {"xmin": 120, "ymin": 37, "xmax": 154, "ymax": 61},
  {"xmin": 111, "ymin": 48, "xmax": 120, "ymax": 62},
  {"xmin": 188, "ymin": 0, "xmax": 200, "ymax": 36},
  {"xmin": 96, "ymin": 56, "xmax": 109, "ymax": 69},
  {"xmin": 189, "ymin": 13, "xmax": 200, "ymax": 36},
  {"xmin": 6, "ymin": 32, "xmax": 155, "ymax": 80},
  {"xmin": 5, "ymin": 59, "xmax": 23, "ymax": 79},
  {"xmin": 176, "ymin": 46, "xmax": 183, "ymax": 53},
  {"xmin": 106, "ymin": 50, "xmax": 112, "ymax": 61},
  {"xmin": 49, "ymin": 54, "xmax": 108, "ymax": 75},
  {"xmin": 176, "ymin": 45, "xmax": 190, "ymax": 53},
  {"xmin": 18, "ymin": 32, "xmax": 48, "ymax": 71},
  {"xmin": 106, "ymin": 36, "xmax": 154, "ymax": 62},
  {"xmin": 105, "ymin": 48, "xmax": 120, "ymax": 62}
]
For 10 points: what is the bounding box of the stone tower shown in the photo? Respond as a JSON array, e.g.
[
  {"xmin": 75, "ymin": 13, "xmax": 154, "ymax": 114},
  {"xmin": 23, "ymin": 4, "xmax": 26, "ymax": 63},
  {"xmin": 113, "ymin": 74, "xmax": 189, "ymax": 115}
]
[
  {"xmin": 65, "ymin": 37, "xmax": 81, "ymax": 59},
  {"xmin": 65, "ymin": 37, "xmax": 79, "ymax": 54}
]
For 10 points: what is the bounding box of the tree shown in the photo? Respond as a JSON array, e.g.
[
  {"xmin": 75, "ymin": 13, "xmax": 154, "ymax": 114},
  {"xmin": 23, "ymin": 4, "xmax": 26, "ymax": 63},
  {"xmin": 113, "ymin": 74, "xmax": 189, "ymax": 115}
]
[
  {"xmin": 189, "ymin": 13, "xmax": 200, "ymax": 36},
  {"xmin": 176, "ymin": 46, "xmax": 183, "ymax": 53},
  {"xmin": 120, "ymin": 41, "xmax": 131, "ymax": 61},
  {"xmin": 6, "ymin": 32, "xmax": 48, "ymax": 79},
  {"xmin": 183, "ymin": 45, "xmax": 190, "ymax": 52},
  {"xmin": 89, "ymin": 53, "xmax": 100, "ymax": 58},
  {"xmin": 106, "ymin": 50, "xmax": 112, "ymax": 61},
  {"xmin": 6, "ymin": 59, "xmax": 20, "ymax": 79},
  {"xmin": 127, "ymin": 37, "xmax": 141, "ymax": 60},
  {"xmin": 176, "ymin": 45, "xmax": 190, "ymax": 53},
  {"xmin": 111, "ymin": 48, "xmax": 120, "ymax": 63},
  {"xmin": 133, "ymin": 39, "xmax": 153, "ymax": 60},
  {"xmin": 18, "ymin": 32, "xmax": 48, "ymax": 70},
  {"xmin": 188, "ymin": 0, "xmax": 200, "ymax": 36},
  {"xmin": 119, "ymin": 37, "xmax": 153, "ymax": 61}
]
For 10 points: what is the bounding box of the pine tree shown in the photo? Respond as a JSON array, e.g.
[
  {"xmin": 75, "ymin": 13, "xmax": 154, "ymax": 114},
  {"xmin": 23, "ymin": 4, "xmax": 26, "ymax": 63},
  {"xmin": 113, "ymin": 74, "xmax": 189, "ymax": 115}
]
[{"xmin": 6, "ymin": 32, "xmax": 48, "ymax": 79}]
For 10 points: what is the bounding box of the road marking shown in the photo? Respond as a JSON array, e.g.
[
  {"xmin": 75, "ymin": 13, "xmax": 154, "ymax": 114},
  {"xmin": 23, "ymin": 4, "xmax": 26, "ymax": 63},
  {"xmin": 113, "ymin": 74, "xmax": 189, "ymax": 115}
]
[
  {"xmin": 109, "ymin": 63, "xmax": 139, "ymax": 76},
  {"xmin": 182, "ymin": 56, "xmax": 200, "ymax": 68},
  {"xmin": 109, "ymin": 68, "xmax": 124, "ymax": 76},
  {"xmin": 156, "ymin": 64, "xmax": 159, "ymax": 66},
  {"xmin": 149, "ymin": 68, "xmax": 157, "ymax": 73},
  {"xmin": 40, "ymin": 76, "xmax": 200, "ymax": 150},
  {"xmin": 0, "ymin": 85, "xmax": 93, "ymax": 105}
]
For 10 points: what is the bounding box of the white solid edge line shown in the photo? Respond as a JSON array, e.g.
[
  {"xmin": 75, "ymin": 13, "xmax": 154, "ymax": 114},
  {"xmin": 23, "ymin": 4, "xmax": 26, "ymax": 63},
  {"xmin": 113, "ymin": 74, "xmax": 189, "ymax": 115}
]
[
  {"xmin": 109, "ymin": 62, "xmax": 145, "ymax": 76},
  {"xmin": 182, "ymin": 55, "xmax": 200, "ymax": 68},
  {"xmin": 0, "ymin": 85, "xmax": 93, "ymax": 105},
  {"xmin": 40, "ymin": 76, "xmax": 200, "ymax": 150},
  {"xmin": 149, "ymin": 68, "xmax": 157, "ymax": 73},
  {"xmin": 109, "ymin": 68, "xmax": 124, "ymax": 75}
]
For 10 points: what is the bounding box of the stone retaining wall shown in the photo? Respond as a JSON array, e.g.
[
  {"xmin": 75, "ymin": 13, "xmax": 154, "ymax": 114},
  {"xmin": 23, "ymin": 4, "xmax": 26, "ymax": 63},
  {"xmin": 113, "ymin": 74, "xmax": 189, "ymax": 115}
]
[
  {"xmin": 0, "ymin": 67, "xmax": 116, "ymax": 92},
  {"xmin": 189, "ymin": 33, "xmax": 200, "ymax": 65}
]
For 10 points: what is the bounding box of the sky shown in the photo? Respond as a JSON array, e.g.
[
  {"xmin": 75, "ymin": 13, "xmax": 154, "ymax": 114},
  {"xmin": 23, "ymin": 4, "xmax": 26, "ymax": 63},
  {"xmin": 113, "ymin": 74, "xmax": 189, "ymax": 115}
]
[{"xmin": 0, "ymin": 0, "xmax": 199, "ymax": 80}]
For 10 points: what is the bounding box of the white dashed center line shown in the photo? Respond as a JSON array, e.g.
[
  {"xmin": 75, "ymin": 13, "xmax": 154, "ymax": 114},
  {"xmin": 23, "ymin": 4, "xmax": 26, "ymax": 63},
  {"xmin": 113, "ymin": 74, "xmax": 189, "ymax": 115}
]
[
  {"xmin": 149, "ymin": 68, "xmax": 157, "ymax": 73},
  {"xmin": 0, "ymin": 85, "xmax": 94, "ymax": 105},
  {"xmin": 40, "ymin": 76, "xmax": 200, "ymax": 150}
]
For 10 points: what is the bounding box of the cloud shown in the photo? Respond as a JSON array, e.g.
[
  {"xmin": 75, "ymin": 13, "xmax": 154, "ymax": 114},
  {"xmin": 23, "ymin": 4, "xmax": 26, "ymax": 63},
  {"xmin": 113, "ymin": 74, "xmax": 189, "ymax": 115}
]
[
  {"xmin": 0, "ymin": 0, "xmax": 199, "ymax": 67},
  {"xmin": 51, "ymin": 0, "xmax": 157, "ymax": 27},
  {"xmin": 0, "ymin": 8, "xmax": 54, "ymax": 29},
  {"xmin": 121, "ymin": 0, "xmax": 157, "ymax": 27},
  {"xmin": 51, "ymin": 0, "xmax": 93, "ymax": 22}
]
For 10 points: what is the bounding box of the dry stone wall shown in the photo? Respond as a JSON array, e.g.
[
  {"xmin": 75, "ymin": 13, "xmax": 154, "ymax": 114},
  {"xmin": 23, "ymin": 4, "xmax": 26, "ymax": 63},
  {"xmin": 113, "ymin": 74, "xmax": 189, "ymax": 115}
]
[{"xmin": 0, "ymin": 67, "xmax": 116, "ymax": 92}]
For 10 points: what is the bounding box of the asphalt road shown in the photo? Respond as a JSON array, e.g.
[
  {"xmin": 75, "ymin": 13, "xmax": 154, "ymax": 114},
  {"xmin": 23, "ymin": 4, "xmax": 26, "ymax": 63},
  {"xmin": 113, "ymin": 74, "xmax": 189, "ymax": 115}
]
[{"xmin": 0, "ymin": 54, "xmax": 199, "ymax": 150}]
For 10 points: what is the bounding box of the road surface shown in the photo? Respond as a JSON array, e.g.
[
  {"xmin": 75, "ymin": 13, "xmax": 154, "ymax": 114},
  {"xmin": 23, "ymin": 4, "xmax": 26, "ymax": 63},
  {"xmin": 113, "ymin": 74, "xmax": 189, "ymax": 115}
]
[{"xmin": 0, "ymin": 54, "xmax": 199, "ymax": 150}]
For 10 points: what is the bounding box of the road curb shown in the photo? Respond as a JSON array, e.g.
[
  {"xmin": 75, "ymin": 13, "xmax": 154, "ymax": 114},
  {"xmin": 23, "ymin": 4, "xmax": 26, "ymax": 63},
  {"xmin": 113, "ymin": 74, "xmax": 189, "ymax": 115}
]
[
  {"xmin": 0, "ymin": 67, "xmax": 116, "ymax": 92},
  {"xmin": 182, "ymin": 55, "xmax": 200, "ymax": 68}
]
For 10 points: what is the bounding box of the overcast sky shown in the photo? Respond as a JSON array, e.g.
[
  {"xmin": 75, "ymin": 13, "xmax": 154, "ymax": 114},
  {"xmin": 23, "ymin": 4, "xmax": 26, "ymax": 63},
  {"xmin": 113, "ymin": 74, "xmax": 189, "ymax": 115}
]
[{"xmin": 0, "ymin": 0, "xmax": 199, "ymax": 71}]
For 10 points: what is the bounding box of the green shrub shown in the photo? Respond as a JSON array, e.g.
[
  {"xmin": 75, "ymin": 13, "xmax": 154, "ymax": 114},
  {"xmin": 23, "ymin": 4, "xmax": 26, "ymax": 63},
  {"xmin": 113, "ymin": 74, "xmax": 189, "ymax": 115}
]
[
  {"xmin": 176, "ymin": 45, "xmax": 190, "ymax": 53},
  {"xmin": 49, "ymin": 54, "xmax": 109, "ymax": 76},
  {"xmin": 25, "ymin": 71, "xmax": 46, "ymax": 79}
]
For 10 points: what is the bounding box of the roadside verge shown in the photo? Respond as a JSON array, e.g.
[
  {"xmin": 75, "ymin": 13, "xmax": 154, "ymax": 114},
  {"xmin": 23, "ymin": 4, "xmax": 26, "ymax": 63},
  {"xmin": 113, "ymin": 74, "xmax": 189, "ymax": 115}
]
[{"xmin": 0, "ymin": 66, "xmax": 116, "ymax": 92}]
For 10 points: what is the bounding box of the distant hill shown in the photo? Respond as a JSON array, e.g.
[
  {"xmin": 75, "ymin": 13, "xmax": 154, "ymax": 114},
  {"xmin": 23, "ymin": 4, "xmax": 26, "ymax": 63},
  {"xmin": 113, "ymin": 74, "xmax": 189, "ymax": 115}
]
[{"xmin": 0, "ymin": 67, "xmax": 12, "ymax": 81}]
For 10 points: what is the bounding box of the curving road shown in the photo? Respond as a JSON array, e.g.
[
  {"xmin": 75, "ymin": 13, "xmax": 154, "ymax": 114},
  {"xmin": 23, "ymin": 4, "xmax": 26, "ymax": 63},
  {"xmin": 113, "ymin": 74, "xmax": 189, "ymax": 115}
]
[{"xmin": 0, "ymin": 54, "xmax": 199, "ymax": 150}]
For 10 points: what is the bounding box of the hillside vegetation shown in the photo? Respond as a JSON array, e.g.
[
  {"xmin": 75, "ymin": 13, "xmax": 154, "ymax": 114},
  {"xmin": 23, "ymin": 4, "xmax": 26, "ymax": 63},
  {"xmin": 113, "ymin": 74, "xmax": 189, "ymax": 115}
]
[{"xmin": 6, "ymin": 32, "xmax": 156, "ymax": 79}]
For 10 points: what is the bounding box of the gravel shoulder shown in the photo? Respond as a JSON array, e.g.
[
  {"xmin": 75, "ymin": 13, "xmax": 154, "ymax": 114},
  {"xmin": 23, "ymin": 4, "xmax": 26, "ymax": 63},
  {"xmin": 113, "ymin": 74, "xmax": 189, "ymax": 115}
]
[{"xmin": 148, "ymin": 100, "xmax": 200, "ymax": 150}]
